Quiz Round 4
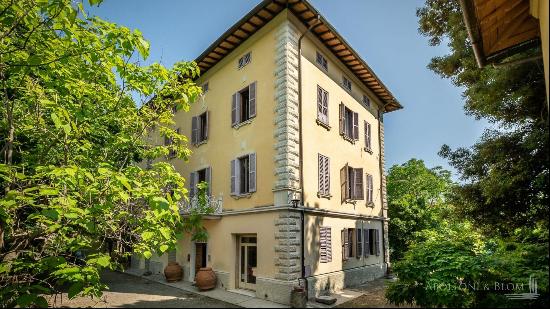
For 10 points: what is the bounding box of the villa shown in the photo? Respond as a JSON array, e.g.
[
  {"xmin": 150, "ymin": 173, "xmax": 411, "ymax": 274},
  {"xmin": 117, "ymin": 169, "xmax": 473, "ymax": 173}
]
[{"xmin": 131, "ymin": 0, "xmax": 402, "ymax": 305}]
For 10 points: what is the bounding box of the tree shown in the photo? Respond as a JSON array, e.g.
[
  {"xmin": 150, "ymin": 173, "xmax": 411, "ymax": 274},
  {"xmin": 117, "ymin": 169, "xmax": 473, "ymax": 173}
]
[
  {"xmin": 0, "ymin": 0, "xmax": 202, "ymax": 306},
  {"xmin": 417, "ymin": 0, "xmax": 548, "ymax": 236},
  {"xmin": 387, "ymin": 159, "xmax": 453, "ymax": 260}
]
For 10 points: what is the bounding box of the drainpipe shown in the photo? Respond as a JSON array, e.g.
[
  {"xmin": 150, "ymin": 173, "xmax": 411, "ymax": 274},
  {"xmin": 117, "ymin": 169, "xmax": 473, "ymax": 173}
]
[
  {"xmin": 377, "ymin": 107, "xmax": 389, "ymax": 276},
  {"xmin": 297, "ymin": 15, "xmax": 321, "ymax": 292}
]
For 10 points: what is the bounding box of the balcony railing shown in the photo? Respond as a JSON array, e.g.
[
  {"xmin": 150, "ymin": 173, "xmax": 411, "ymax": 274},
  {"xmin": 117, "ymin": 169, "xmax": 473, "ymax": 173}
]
[{"xmin": 179, "ymin": 195, "xmax": 223, "ymax": 216}]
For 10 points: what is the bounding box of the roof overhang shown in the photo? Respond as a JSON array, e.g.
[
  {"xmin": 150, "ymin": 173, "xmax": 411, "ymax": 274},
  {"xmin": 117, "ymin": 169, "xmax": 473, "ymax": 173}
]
[
  {"xmin": 460, "ymin": 0, "xmax": 541, "ymax": 67},
  {"xmin": 194, "ymin": 0, "xmax": 402, "ymax": 112}
]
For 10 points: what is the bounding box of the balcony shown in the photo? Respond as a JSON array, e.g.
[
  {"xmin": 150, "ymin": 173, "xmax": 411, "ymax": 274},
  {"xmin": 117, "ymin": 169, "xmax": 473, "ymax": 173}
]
[{"xmin": 179, "ymin": 195, "xmax": 223, "ymax": 219}]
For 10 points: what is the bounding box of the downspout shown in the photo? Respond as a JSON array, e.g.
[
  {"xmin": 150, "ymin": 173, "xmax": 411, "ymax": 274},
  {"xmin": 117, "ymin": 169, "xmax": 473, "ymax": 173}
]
[
  {"xmin": 297, "ymin": 15, "xmax": 321, "ymax": 290},
  {"xmin": 377, "ymin": 106, "xmax": 389, "ymax": 276}
]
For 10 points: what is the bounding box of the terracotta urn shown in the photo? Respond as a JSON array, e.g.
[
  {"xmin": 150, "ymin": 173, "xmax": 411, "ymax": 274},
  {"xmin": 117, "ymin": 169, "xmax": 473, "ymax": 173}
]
[
  {"xmin": 195, "ymin": 267, "xmax": 217, "ymax": 291},
  {"xmin": 164, "ymin": 261, "xmax": 183, "ymax": 282}
]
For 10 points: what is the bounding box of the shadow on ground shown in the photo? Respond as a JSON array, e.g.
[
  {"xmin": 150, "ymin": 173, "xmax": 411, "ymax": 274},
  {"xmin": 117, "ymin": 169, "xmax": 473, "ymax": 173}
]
[{"xmin": 48, "ymin": 271, "xmax": 240, "ymax": 308}]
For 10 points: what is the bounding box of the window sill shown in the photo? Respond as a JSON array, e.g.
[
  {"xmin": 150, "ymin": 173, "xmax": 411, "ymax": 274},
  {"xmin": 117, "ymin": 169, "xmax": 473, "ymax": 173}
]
[
  {"xmin": 232, "ymin": 118, "xmax": 254, "ymax": 130},
  {"xmin": 341, "ymin": 134, "xmax": 356, "ymax": 144},
  {"xmin": 364, "ymin": 148, "xmax": 373, "ymax": 154},
  {"xmin": 317, "ymin": 192, "xmax": 332, "ymax": 199},
  {"xmin": 194, "ymin": 140, "xmax": 208, "ymax": 148},
  {"xmin": 230, "ymin": 193, "xmax": 253, "ymax": 200},
  {"xmin": 316, "ymin": 119, "xmax": 331, "ymax": 131}
]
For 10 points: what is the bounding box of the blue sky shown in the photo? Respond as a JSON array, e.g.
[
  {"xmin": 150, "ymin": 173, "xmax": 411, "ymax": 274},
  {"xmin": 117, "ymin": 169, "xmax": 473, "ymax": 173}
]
[{"xmin": 88, "ymin": 0, "xmax": 487, "ymax": 176}]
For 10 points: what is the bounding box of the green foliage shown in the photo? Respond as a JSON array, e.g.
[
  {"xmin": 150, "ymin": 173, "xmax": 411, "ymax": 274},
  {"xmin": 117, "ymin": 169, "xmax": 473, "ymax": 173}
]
[
  {"xmin": 387, "ymin": 159, "xmax": 453, "ymax": 260},
  {"xmin": 0, "ymin": 0, "xmax": 203, "ymax": 306},
  {"xmin": 386, "ymin": 222, "xmax": 549, "ymax": 308},
  {"xmin": 417, "ymin": 0, "xmax": 548, "ymax": 235}
]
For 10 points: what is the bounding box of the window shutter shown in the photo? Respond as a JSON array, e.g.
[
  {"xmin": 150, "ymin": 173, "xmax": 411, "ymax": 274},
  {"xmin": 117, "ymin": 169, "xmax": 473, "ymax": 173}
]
[
  {"xmin": 317, "ymin": 86, "xmax": 323, "ymax": 121},
  {"xmin": 205, "ymin": 167, "xmax": 212, "ymax": 196},
  {"xmin": 342, "ymin": 228, "xmax": 349, "ymax": 260},
  {"xmin": 353, "ymin": 112, "xmax": 359, "ymax": 140},
  {"xmin": 249, "ymin": 82, "xmax": 257, "ymax": 118},
  {"xmin": 248, "ymin": 153, "xmax": 256, "ymax": 192},
  {"xmin": 230, "ymin": 159, "xmax": 238, "ymax": 195},
  {"xmin": 204, "ymin": 111, "xmax": 209, "ymax": 140},
  {"xmin": 363, "ymin": 229, "xmax": 370, "ymax": 257},
  {"xmin": 168, "ymin": 250, "xmax": 177, "ymax": 262},
  {"xmin": 348, "ymin": 229, "xmax": 354, "ymax": 258},
  {"xmin": 324, "ymin": 156, "xmax": 330, "ymax": 195},
  {"xmin": 356, "ymin": 228, "xmax": 362, "ymax": 259},
  {"xmin": 375, "ymin": 229, "xmax": 380, "ymax": 256},
  {"xmin": 364, "ymin": 121, "xmax": 371, "ymax": 151},
  {"xmin": 191, "ymin": 116, "xmax": 198, "ymax": 145},
  {"xmin": 323, "ymin": 90, "xmax": 329, "ymax": 122},
  {"xmin": 320, "ymin": 227, "xmax": 332, "ymax": 263},
  {"xmin": 340, "ymin": 164, "xmax": 348, "ymax": 202},
  {"xmin": 355, "ymin": 168, "xmax": 364, "ymax": 200},
  {"xmin": 189, "ymin": 171, "xmax": 196, "ymax": 198},
  {"xmin": 318, "ymin": 154, "xmax": 324, "ymax": 194},
  {"xmin": 339, "ymin": 103, "xmax": 345, "ymax": 135},
  {"xmin": 231, "ymin": 93, "xmax": 238, "ymax": 126},
  {"xmin": 366, "ymin": 174, "xmax": 373, "ymax": 203}
]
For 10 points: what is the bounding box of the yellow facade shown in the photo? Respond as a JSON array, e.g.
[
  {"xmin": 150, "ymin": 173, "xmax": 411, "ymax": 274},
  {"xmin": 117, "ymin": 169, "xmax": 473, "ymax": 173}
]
[{"xmin": 136, "ymin": 6, "xmax": 397, "ymax": 305}]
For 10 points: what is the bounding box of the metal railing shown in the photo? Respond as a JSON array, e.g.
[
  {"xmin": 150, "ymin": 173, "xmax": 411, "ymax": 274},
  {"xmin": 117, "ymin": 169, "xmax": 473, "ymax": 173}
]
[{"xmin": 179, "ymin": 195, "xmax": 223, "ymax": 215}]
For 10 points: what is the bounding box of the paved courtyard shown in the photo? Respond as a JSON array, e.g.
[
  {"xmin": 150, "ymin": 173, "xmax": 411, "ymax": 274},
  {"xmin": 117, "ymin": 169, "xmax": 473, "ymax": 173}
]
[
  {"xmin": 47, "ymin": 271, "xmax": 239, "ymax": 308},
  {"xmin": 336, "ymin": 278, "xmax": 411, "ymax": 308}
]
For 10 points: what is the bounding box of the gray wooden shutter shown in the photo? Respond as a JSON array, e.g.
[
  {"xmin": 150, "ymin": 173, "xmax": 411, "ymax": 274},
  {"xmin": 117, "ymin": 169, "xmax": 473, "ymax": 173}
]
[
  {"xmin": 353, "ymin": 112, "xmax": 359, "ymax": 140},
  {"xmin": 339, "ymin": 103, "xmax": 345, "ymax": 135},
  {"xmin": 248, "ymin": 153, "xmax": 256, "ymax": 192},
  {"xmin": 340, "ymin": 164, "xmax": 348, "ymax": 202},
  {"xmin": 204, "ymin": 111, "xmax": 209, "ymax": 141},
  {"xmin": 323, "ymin": 90, "xmax": 329, "ymax": 122},
  {"xmin": 168, "ymin": 250, "xmax": 176, "ymax": 262},
  {"xmin": 341, "ymin": 228, "xmax": 349, "ymax": 261},
  {"xmin": 318, "ymin": 154, "xmax": 324, "ymax": 194},
  {"xmin": 317, "ymin": 86, "xmax": 323, "ymax": 121},
  {"xmin": 249, "ymin": 82, "xmax": 256, "ymax": 118},
  {"xmin": 364, "ymin": 229, "xmax": 370, "ymax": 257},
  {"xmin": 191, "ymin": 116, "xmax": 198, "ymax": 145},
  {"xmin": 366, "ymin": 174, "xmax": 373, "ymax": 203},
  {"xmin": 375, "ymin": 229, "xmax": 380, "ymax": 256},
  {"xmin": 189, "ymin": 171, "xmax": 196, "ymax": 197},
  {"xmin": 355, "ymin": 168, "xmax": 364, "ymax": 200},
  {"xmin": 364, "ymin": 121, "xmax": 371, "ymax": 150},
  {"xmin": 231, "ymin": 93, "xmax": 238, "ymax": 126},
  {"xmin": 320, "ymin": 227, "xmax": 332, "ymax": 263},
  {"xmin": 356, "ymin": 228, "xmax": 362, "ymax": 259},
  {"xmin": 230, "ymin": 159, "xmax": 238, "ymax": 195},
  {"xmin": 205, "ymin": 167, "xmax": 211, "ymax": 196},
  {"xmin": 324, "ymin": 156, "xmax": 330, "ymax": 195}
]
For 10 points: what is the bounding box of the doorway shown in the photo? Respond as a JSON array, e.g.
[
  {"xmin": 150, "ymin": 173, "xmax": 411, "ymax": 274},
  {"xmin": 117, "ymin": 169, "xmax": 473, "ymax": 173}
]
[
  {"xmin": 195, "ymin": 243, "xmax": 207, "ymax": 271},
  {"xmin": 238, "ymin": 235, "xmax": 257, "ymax": 290}
]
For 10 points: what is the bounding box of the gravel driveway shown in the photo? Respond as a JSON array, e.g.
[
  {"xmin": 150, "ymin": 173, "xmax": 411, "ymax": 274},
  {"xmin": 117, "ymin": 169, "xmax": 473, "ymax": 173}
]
[{"xmin": 48, "ymin": 271, "xmax": 239, "ymax": 308}]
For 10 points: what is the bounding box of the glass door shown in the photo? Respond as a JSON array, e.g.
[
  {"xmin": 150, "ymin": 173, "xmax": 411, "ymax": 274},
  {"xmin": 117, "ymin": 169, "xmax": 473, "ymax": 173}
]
[{"xmin": 238, "ymin": 235, "xmax": 257, "ymax": 290}]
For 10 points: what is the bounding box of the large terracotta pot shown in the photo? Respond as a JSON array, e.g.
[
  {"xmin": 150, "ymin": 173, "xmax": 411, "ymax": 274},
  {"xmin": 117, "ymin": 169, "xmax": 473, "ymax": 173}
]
[
  {"xmin": 164, "ymin": 261, "xmax": 183, "ymax": 282},
  {"xmin": 195, "ymin": 267, "xmax": 217, "ymax": 291}
]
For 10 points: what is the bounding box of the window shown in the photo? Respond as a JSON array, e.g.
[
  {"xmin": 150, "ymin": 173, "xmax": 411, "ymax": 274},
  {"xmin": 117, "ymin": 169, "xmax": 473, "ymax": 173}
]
[
  {"xmin": 230, "ymin": 153, "xmax": 256, "ymax": 196},
  {"xmin": 189, "ymin": 167, "xmax": 212, "ymax": 197},
  {"xmin": 341, "ymin": 228, "xmax": 356, "ymax": 260},
  {"xmin": 238, "ymin": 52, "xmax": 251, "ymax": 69},
  {"xmin": 362, "ymin": 95, "xmax": 371, "ymax": 107},
  {"xmin": 340, "ymin": 164, "xmax": 364, "ymax": 202},
  {"xmin": 317, "ymin": 85, "xmax": 329, "ymax": 126},
  {"xmin": 232, "ymin": 82, "xmax": 257, "ymax": 127},
  {"xmin": 164, "ymin": 128, "xmax": 179, "ymax": 158},
  {"xmin": 319, "ymin": 227, "xmax": 332, "ymax": 263},
  {"xmin": 318, "ymin": 154, "xmax": 330, "ymax": 197},
  {"xmin": 339, "ymin": 103, "xmax": 359, "ymax": 142},
  {"xmin": 364, "ymin": 121, "xmax": 372, "ymax": 152},
  {"xmin": 192, "ymin": 111, "xmax": 209, "ymax": 145},
  {"xmin": 364, "ymin": 228, "xmax": 380, "ymax": 256},
  {"xmin": 316, "ymin": 51, "xmax": 328, "ymax": 71},
  {"xmin": 366, "ymin": 173, "xmax": 374, "ymax": 205},
  {"xmin": 342, "ymin": 76, "xmax": 352, "ymax": 92},
  {"xmin": 202, "ymin": 82, "xmax": 209, "ymax": 93}
]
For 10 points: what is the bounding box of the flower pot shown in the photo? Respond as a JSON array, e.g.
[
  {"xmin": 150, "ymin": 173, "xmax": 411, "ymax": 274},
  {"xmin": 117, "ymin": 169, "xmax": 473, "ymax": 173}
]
[
  {"xmin": 195, "ymin": 267, "xmax": 217, "ymax": 291},
  {"xmin": 164, "ymin": 261, "xmax": 183, "ymax": 282}
]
